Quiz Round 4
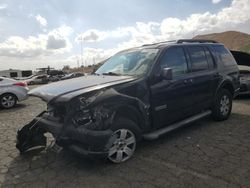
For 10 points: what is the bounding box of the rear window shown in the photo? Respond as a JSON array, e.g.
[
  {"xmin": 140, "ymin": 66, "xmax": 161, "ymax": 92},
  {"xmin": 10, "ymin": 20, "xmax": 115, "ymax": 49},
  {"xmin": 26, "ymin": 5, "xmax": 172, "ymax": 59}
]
[{"xmin": 213, "ymin": 45, "xmax": 237, "ymax": 66}]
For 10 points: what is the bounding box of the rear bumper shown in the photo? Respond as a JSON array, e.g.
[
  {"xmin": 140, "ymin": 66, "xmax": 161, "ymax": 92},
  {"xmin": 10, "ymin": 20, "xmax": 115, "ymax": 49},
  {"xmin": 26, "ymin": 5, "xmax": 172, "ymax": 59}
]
[{"xmin": 16, "ymin": 87, "xmax": 29, "ymax": 101}]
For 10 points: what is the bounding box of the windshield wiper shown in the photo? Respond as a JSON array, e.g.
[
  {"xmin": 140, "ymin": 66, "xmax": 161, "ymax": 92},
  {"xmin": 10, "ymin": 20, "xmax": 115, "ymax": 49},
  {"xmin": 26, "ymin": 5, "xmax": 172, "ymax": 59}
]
[{"xmin": 102, "ymin": 72, "xmax": 121, "ymax": 76}]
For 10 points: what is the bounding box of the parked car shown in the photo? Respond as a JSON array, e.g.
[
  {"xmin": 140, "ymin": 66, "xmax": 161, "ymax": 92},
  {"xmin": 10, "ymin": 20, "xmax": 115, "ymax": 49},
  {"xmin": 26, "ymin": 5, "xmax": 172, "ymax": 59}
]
[
  {"xmin": 238, "ymin": 65, "xmax": 250, "ymax": 95},
  {"xmin": 16, "ymin": 39, "xmax": 240, "ymax": 163},
  {"xmin": 230, "ymin": 50, "xmax": 250, "ymax": 95},
  {"xmin": 26, "ymin": 75, "xmax": 49, "ymax": 85},
  {"xmin": 0, "ymin": 77, "xmax": 29, "ymax": 109},
  {"xmin": 61, "ymin": 72, "xmax": 84, "ymax": 80},
  {"xmin": 48, "ymin": 70, "xmax": 65, "ymax": 82}
]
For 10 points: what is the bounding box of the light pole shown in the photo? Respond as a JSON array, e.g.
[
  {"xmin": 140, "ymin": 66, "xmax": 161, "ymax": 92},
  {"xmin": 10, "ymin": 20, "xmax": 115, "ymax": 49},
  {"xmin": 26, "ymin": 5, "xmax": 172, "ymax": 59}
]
[{"xmin": 80, "ymin": 36, "xmax": 84, "ymax": 67}]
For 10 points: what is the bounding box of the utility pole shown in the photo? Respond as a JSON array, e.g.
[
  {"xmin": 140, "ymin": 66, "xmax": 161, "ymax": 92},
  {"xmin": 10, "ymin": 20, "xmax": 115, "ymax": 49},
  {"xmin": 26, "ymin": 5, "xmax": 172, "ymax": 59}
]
[{"xmin": 80, "ymin": 36, "xmax": 83, "ymax": 67}]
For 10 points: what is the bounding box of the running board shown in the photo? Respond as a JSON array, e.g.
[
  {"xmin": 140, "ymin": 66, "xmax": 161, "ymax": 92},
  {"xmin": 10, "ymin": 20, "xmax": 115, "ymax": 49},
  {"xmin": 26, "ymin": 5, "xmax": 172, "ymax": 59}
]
[{"xmin": 143, "ymin": 110, "xmax": 212, "ymax": 140}]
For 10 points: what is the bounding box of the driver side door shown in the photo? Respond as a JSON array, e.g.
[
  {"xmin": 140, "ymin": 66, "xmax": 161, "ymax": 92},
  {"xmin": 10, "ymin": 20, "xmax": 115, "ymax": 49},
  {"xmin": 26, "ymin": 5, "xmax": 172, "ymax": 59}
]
[{"xmin": 150, "ymin": 46, "xmax": 195, "ymax": 128}]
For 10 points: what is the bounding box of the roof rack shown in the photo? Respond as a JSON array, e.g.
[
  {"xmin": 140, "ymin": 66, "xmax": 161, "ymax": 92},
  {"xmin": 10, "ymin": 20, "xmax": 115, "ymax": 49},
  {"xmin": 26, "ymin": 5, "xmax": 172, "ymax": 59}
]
[
  {"xmin": 177, "ymin": 39, "xmax": 218, "ymax": 44},
  {"xmin": 142, "ymin": 40, "xmax": 177, "ymax": 46},
  {"xmin": 141, "ymin": 39, "xmax": 218, "ymax": 47}
]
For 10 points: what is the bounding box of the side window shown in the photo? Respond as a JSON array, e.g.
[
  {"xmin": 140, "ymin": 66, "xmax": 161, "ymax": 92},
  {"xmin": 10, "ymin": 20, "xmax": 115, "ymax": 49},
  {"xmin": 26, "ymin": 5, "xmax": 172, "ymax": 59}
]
[
  {"xmin": 213, "ymin": 45, "xmax": 237, "ymax": 66},
  {"xmin": 10, "ymin": 72, "xmax": 18, "ymax": 78},
  {"xmin": 204, "ymin": 47, "xmax": 215, "ymax": 68},
  {"xmin": 188, "ymin": 46, "xmax": 209, "ymax": 72},
  {"xmin": 159, "ymin": 47, "xmax": 188, "ymax": 77}
]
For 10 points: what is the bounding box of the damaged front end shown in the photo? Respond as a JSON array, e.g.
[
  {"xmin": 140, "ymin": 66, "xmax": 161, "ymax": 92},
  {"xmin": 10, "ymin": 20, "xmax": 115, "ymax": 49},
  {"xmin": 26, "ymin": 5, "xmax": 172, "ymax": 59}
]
[{"xmin": 16, "ymin": 88, "xmax": 141, "ymax": 156}]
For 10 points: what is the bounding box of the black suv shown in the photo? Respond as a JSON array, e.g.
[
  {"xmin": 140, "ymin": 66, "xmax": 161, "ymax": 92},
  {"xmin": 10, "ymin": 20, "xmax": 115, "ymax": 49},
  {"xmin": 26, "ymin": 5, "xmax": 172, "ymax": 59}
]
[{"xmin": 17, "ymin": 39, "xmax": 240, "ymax": 163}]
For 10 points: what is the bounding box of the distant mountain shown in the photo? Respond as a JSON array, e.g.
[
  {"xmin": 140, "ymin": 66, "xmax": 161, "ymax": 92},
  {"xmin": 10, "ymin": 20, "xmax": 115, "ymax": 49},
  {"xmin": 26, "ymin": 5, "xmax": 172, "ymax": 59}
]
[{"xmin": 194, "ymin": 31, "xmax": 250, "ymax": 53}]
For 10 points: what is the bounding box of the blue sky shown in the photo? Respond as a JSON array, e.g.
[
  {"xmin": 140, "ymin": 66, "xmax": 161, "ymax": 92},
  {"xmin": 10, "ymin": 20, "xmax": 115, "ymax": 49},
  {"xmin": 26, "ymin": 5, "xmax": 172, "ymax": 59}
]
[{"xmin": 0, "ymin": 0, "xmax": 249, "ymax": 70}]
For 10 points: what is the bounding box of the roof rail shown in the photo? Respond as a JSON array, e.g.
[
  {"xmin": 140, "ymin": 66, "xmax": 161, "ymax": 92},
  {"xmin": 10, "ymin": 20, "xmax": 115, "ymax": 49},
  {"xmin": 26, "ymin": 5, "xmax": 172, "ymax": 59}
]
[
  {"xmin": 177, "ymin": 39, "xmax": 218, "ymax": 44},
  {"xmin": 142, "ymin": 40, "xmax": 177, "ymax": 46}
]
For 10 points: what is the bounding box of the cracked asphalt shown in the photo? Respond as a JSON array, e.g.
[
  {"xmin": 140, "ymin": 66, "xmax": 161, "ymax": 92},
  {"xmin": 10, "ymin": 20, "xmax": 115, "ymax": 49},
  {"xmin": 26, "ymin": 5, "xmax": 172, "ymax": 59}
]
[{"xmin": 0, "ymin": 92, "xmax": 250, "ymax": 188}]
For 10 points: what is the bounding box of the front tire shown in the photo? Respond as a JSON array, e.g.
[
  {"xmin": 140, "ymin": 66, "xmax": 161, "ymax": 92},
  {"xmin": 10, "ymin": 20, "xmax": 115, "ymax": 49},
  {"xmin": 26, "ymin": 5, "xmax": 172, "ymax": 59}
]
[
  {"xmin": 212, "ymin": 89, "xmax": 232, "ymax": 121},
  {"xmin": 108, "ymin": 117, "xmax": 141, "ymax": 163}
]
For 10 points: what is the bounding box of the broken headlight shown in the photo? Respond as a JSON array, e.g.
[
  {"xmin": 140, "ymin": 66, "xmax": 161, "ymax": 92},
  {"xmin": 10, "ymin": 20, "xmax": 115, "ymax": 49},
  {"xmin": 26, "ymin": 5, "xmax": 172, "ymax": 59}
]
[
  {"xmin": 73, "ymin": 106, "xmax": 112, "ymax": 130},
  {"xmin": 73, "ymin": 109, "xmax": 93, "ymax": 127}
]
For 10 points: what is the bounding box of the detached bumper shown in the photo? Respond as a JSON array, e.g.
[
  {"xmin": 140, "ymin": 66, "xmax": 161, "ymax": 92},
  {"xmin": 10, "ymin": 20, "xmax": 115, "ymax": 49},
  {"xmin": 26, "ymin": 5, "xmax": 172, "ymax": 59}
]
[{"xmin": 16, "ymin": 112, "xmax": 114, "ymax": 156}]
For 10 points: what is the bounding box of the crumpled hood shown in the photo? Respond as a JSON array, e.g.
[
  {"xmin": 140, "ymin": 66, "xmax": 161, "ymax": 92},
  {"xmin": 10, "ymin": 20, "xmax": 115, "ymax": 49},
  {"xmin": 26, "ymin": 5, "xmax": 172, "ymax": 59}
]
[{"xmin": 29, "ymin": 75, "xmax": 135, "ymax": 102}]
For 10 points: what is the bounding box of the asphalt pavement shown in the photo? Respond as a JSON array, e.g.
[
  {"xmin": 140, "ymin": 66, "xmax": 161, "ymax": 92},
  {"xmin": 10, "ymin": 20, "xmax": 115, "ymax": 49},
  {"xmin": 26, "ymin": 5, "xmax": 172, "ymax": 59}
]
[{"xmin": 0, "ymin": 93, "xmax": 250, "ymax": 188}]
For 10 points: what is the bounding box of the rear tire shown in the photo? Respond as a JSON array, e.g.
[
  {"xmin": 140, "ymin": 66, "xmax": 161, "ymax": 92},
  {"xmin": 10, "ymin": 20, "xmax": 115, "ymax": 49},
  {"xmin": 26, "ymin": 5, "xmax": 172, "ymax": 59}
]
[
  {"xmin": 0, "ymin": 93, "xmax": 17, "ymax": 109},
  {"xmin": 212, "ymin": 89, "xmax": 232, "ymax": 121},
  {"xmin": 107, "ymin": 117, "xmax": 141, "ymax": 163}
]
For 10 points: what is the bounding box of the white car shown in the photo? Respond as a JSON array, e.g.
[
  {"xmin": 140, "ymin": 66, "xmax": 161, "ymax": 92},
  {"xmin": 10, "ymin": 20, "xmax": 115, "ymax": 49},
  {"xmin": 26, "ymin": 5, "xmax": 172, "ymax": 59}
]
[{"xmin": 0, "ymin": 77, "xmax": 29, "ymax": 109}]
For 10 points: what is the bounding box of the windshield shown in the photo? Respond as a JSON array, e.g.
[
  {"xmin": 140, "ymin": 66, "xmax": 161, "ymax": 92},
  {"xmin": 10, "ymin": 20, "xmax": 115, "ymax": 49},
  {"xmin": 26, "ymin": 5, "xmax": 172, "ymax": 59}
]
[{"xmin": 95, "ymin": 49, "xmax": 159, "ymax": 76}]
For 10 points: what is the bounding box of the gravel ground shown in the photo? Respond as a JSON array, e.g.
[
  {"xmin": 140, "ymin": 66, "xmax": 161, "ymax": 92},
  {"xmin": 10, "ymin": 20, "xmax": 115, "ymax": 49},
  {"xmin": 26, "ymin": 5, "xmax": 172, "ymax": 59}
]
[{"xmin": 0, "ymin": 90, "xmax": 250, "ymax": 188}]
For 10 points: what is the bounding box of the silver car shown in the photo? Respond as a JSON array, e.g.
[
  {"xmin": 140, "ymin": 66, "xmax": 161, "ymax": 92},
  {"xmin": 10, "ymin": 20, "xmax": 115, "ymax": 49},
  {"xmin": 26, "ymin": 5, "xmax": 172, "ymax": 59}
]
[{"xmin": 0, "ymin": 77, "xmax": 29, "ymax": 109}]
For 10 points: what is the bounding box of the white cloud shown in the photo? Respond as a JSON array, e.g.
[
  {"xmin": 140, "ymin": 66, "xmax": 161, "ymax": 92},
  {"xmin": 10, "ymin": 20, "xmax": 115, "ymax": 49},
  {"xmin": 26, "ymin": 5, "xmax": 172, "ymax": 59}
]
[
  {"xmin": 0, "ymin": 25, "xmax": 73, "ymax": 58},
  {"xmin": 75, "ymin": 22, "xmax": 160, "ymax": 43},
  {"xmin": 212, "ymin": 0, "xmax": 222, "ymax": 4},
  {"xmin": 75, "ymin": 29, "xmax": 108, "ymax": 43},
  {"xmin": 73, "ymin": 0, "xmax": 250, "ymax": 66},
  {"xmin": 35, "ymin": 15, "xmax": 47, "ymax": 27},
  {"xmin": 0, "ymin": 4, "xmax": 7, "ymax": 10}
]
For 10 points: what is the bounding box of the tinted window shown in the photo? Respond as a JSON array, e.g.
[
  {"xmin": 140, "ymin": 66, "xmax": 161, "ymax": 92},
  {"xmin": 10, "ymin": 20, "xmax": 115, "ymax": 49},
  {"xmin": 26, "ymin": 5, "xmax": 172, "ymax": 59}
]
[
  {"xmin": 204, "ymin": 48, "xmax": 215, "ymax": 68},
  {"xmin": 10, "ymin": 72, "xmax": 18, "ymax": 77},
  {"xmin": 188, "ymin": 46, "xmax": 209, "ymax": 71},
  {"xmin": 213, "ymin": 46, "xmax": 237, "ymax": 66},
  {"xmin": 22, "ymin": 70, "xmax": 32, "ymax": 77},
  {"xmin": 159, "ymin": 47, "xmax": 188, "ymax": 77}
]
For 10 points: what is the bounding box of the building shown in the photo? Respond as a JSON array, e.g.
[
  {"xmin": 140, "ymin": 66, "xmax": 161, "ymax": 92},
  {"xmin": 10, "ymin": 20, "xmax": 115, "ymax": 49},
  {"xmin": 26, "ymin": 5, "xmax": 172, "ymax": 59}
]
[{"xmin": 0, "ymin": 69, "xmax": 32, "ymax": 78}]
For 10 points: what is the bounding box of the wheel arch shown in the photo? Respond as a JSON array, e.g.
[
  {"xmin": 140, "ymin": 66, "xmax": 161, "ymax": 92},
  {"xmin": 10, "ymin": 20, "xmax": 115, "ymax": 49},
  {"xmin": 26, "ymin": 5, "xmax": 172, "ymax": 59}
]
[
  {"xmin": 0, "ymin": 92, "xmax": 19, "ymax": 101},
  {"xmin": 114, "ymin": 104, "xmax": 147, "ymax": 132},
  {"xmin": 215, "ymin": 80, "xmax": 234, "ymax": 97}
]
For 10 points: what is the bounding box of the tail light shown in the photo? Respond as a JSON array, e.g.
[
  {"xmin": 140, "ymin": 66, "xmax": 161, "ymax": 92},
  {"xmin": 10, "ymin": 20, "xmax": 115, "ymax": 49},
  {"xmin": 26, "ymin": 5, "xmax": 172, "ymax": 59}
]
[{"xmin": 13, "ymin": 82, "xmax": 27, "ymax": 87}]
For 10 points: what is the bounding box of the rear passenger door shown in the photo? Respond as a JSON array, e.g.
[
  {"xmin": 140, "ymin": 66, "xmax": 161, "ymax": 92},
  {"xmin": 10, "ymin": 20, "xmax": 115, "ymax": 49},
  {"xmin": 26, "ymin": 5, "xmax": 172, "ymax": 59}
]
[{"xmin": 185, "ymin": 45, "xmax": 215, "ymax": 113}]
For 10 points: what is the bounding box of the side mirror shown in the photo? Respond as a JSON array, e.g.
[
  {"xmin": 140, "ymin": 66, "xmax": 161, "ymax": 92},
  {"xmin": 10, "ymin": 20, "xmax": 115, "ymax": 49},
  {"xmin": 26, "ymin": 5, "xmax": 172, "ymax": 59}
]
[{"xmin": 161, "ymin": 68, "xmax": 173, "ymax": 80}]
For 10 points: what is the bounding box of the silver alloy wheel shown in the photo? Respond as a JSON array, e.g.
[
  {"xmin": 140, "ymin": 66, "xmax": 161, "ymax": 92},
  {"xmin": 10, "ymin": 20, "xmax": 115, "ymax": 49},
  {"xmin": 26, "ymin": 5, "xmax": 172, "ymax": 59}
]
[
  {"xmin": 108, "ymin": 129, "xmax": 136, "ymax": 163},
  {"xmin": 220, "ymin": 95, "xmax": 230, "ymax": 116},
  {"xmin": 1, "ymin": 95, "xmax": 16, "ymax": 108}
]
